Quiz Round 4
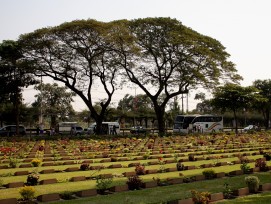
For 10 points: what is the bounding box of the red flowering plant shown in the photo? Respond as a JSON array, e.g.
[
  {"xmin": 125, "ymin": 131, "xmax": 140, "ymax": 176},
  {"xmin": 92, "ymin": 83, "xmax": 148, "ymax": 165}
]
[
  {"xmin": 255, "ymin": 158, "xmax": 268, "ymax": 171},
  {"xmin": 0, "ymin": 147, "xmax": 16, "ymax": 155},
  {"xmin": 135, "ymin": 164, "xmax": 145, "ymax": 175},
  {"xmin": 0, "ymin": 147, "xmax": 17, "ymax": 168}
]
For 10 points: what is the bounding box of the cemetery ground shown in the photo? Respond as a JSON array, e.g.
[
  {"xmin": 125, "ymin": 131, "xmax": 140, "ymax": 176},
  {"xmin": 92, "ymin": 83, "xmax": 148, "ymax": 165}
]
[{"xmin": 1, "ymin": 132, "xmax": 271, "ymax": 203}]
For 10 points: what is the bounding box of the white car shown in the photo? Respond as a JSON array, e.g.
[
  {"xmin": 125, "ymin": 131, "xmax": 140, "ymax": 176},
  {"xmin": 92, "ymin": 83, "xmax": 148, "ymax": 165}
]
[
  {"xmin": 243, "ymin": 125, "xmax": 257, "ymax": 132},
  {"xmin": 87, "ymin": 123, "xmax": 96, "ymax": 134}
]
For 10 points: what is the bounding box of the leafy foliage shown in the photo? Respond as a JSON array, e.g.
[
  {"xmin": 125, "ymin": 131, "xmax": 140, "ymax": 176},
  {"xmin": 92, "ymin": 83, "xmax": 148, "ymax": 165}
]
[
  {"xmin": 245, "ymin": 176, "xmax": 260, "ymax": 193},
  {"xmin": 212, "ymin": 83, "xmax": 261, "ymax": 133},
  {"xmin": 80, "ymin": 163, "xmax": 89, "ymax": 171},
  {"xmin": 0, "ymin": 40, "xmax": 36, "ymax": 129},
  {"xmin": 240, "ymin": 161, "xmax": 251, "ymax": 174},
  {"xmin": 26, "ymin": 172, "xmax": 39, "ymax": 186},
  {"xmin": 33, "ymin": 83, "xmax": 76, "ymax": 127},
  {"xmin": 191, "ymin": 189, "xmax": 211, "ymax": 204},
  {"xmin": 253, "ymin": 79, "xmax": 271, "ymax": 129},
  {"xmin": 255, "ymin": 158, "xmax": 268, "ymax": 171},
  {"xmin": 19, "ymin": 186, "xmax": 36, "ymax": 201},
  {"xmin": 126, "ymin": 175, "xmax": 143, "ymax": 190},
  {"xmin": 202, "ymin": 169, "xmax": 216, "ymax": 179},
  {"xmin": 223, "ymin": 182, "xmax": 233, "ymax": 199},
  {"xmin": 135, "ymin": 164, "xmax": 145, "ymax": 175},
  {"xmin": 96, "ymin": 175, "xmax": 113, "ymax": 193},
  {"xmin": 19, "ymin": 17, "xmax": 241, "ymax": 134}
]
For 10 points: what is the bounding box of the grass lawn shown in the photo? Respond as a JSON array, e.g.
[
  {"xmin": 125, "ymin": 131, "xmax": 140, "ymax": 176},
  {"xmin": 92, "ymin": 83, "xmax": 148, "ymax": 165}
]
[
  {"xmin": 217, "ymin": 191, "xmax": 271, "ymax": 204},
  {"xmin": 46, "ymin": 172, "xmax": 271, "ymax": 204}
]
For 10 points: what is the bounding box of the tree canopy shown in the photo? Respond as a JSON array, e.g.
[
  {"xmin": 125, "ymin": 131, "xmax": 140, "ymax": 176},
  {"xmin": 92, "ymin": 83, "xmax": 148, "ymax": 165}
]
[
  {"xmin": 19, "ymin": 17, "xmax": 242, "ymax": 134},
  {"xmin": 19, "ymin": 19, "xmax": 122, "ymax": 134},
  {"xmin": 33, "ymin": 83, "xmax": 76, "ymax": 128},
  {"xmin": 116, "ymin": 17, "xmax": 242, "ymax": 134},
  {"xmin": 0, "ymin": 40, "xmax": 36, "ymax": 131},
  {"xmin": 253, "ymin": 79, "xmax": 271, "ymax": 129},
  {"xmin": 211, "ymin": 83, "xmax": 261, "ymax": 133}
]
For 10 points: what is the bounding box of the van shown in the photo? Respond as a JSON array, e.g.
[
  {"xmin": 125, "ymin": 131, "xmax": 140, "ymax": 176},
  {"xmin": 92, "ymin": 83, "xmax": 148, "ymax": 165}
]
[
  {"xmin": 87, "ymin": 122, "xmax": 120, "ymax": 135},
  {"xmin": 56, "ymin": 122, "xmax": 84, "ymax": 135},
  {"xmin": 0, "ymin": 125, "xmax": 26, "ymax": 136}
]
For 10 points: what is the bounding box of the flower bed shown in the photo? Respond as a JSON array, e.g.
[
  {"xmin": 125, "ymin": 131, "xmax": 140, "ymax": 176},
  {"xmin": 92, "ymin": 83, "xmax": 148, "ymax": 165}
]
[{"xmin": 0, "ymin": 133, "xmax": 271, "ymax": 203}]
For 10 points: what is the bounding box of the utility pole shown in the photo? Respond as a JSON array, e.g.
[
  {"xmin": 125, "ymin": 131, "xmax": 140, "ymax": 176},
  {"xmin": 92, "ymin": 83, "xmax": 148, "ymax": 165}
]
[
  {"xmin": 39, "ymin": 75, "xmax": 43, "ymax": 133},
  {"xmin": 186, "ymin": 92, "xmax": 189, "ymax": 113},
  {"xmin": 181, "ymin": 92, "xmax": 189, "ymax": 114},
  {"xmin": 133, "ymin": 87, "xmax": 137, "ymax": 126},
  {"xmin": 181, "ymin": 94, "xmax": 184, "ymax": 114}
]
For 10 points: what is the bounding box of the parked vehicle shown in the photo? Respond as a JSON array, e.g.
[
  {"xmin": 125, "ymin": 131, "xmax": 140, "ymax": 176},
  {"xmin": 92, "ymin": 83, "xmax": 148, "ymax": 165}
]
[
  {"xmin": 130, "ymin": 126, "xmax": 147, "ymax": 134},
  {"xmin": 56, "ymin": 122, "xmax": 84, "ymax": 135},
  {"xmin": 243, "ymin": 125, "xmax": 258, "ymax": 132},
  {"xmin": 87, "ymin": 122, "xmax": 120, "ymax": 135},
  {"xmin": 173, "ymin": 114, "xmax": 223, "ymax": 134},
  {"xmin": 0, "ymin": 125, "xmax": 26, "ymax": 136}
]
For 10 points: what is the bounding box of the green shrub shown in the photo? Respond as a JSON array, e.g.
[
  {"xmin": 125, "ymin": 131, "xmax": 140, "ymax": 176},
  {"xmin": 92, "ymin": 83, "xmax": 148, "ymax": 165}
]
[
  {"xmin": 240, "ymin": 162, "xmax": 251, "ymax": 174},
  {"xmin": 245, "ymin": 176, "xmax": 260, "ymax": 193},
  {"xmin": 223, "ymin": 182, "xmax": 233, "ymax": 199},
  {"xmin": 202, "ymin": 169, "xmax": 216, "ymax": 179},
  {"xmin": 143, "ymin": 153, "xmax": 150, "ymax": 159},
  {"xmin": 19, "ymin": 186, "xmax": 36, "ymax": 201},
  {"xmin": 31, "ymin": 158, "xmax": 42, "ymax": 167},
  {"xmin": 9, "ymin": 157, "xmax": 18, "ymax": 168},
  {"xmin": 126, "ymin": 175, "xmax": 143, "ymax": 190},
  {"xmin": 26, "ymin": 172, "xmax": 39, "ymax": 186},
  {"xmin": 96, "ymin": 175, "xmax": 113, "ymax": 194},
  {"xmin": 255, "ymin": 158, "xmax": 268, "ymax": 171},
  {"xmin": 176, "ymin": 161, "xmax": 185, "ymax": 171},
  {"xmin": 80, "ymin": 163, "xmax": 89, "ymax": 171},
  {"xmin": 191, "ymin": 189, "xmax": 211, "ymax": 204}
]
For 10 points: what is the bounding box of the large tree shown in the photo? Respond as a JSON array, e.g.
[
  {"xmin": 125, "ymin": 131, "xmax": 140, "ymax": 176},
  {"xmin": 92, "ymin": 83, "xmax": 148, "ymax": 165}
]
[
  {"xmin": 253, "ymin": 79, "xmax": 271, "ymax": 129},
  {"xmin": 19, "ymin": 17, "xmax": 242, "ymax": 135},
  {"xmin": 211, "ymin": 83, "xmax": 261, "ymax": 134},
  {"xmin": 33, "ymin": 83, "xmax": 76, "ymax": 128},
  {"xmin": 0, "ymin": 40, "xmax": 36, "ymax": 132},
  {"xmin": 115, "ymin": 17, "xmax": 242, "ymax": 134},
  {"xmin": 19, "ymin": 20, "xmax": 121, "ymax": 134}
]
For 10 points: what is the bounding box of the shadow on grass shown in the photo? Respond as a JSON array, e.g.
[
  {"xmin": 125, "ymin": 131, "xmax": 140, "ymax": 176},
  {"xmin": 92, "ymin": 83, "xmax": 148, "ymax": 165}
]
[{"xmin": 217, "ymin": 191, "xmax": 271, "ymax": 204}]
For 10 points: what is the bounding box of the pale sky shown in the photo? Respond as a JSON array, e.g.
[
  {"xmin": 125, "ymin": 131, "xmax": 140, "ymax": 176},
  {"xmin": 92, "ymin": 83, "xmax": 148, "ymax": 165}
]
[{"xmin": 1, "ymin": 0, "xmax": 270, "ymax": 111}]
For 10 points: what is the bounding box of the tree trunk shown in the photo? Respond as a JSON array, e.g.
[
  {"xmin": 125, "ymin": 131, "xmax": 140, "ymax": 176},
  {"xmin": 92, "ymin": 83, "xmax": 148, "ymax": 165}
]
[
  {"xmin": 264, "ymin": 109, "xmax": 270, "ymax": 130},
  {"xmin": 153, "ymin": 104, "xmax": 166, "ymax": 136},
  {"xmin": 14, "ymin": 90, "xmax": 20, "ymax": 135},
  {"xmin": 51, "ymin": 115, "xmax": 57, "ymax": 128},
  {"xmin": 95, "ymin": 118, "xmax": 103, "ymax": 135},
  {"xmin": 233, "ymin": 109, "xmax": 238, "ymax": 134}
]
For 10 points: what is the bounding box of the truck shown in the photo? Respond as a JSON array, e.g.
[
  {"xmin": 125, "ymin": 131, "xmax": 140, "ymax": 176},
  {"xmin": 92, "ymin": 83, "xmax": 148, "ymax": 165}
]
[{"xmin": 56, "ymin": 122, "xmax": 84, "ymax": 135}]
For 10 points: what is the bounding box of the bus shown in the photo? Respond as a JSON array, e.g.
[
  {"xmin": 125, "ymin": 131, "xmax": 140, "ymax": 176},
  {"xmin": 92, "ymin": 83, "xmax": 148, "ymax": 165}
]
[{"xmin": 173, "ymin": 114, "xmax": 223, "ymax": 134}]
